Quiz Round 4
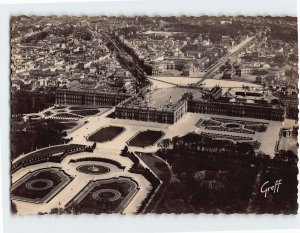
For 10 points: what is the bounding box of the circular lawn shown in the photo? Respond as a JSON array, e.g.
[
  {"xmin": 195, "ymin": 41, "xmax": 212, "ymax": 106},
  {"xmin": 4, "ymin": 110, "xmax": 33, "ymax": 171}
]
[{"xmin": 76, "ymin": 164, "xmax": 111, "ymax": 175}]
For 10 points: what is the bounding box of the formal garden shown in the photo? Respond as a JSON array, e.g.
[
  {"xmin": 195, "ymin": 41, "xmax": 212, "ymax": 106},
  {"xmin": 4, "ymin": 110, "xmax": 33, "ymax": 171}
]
[
  {"xmin": 196, "ymin": 117, "xmax": 268, "ymax": 133},
  {"xmin": 70, "ymin": 109, "xmax": 99, "ymax": 116},
  {"xmin": 127, "ymin": 130, "xmax": 164, "ymax": 147},
  {"xmin": 11, "ymin": 168, "xmax": 72, "ymax": 203},
  {"xmin": 87, "ymin": 126, "xmax": 125, "ymax": 143},
  {"xmin": 66, "ymin": 177, "xmax": 139, "ymax": 214}
]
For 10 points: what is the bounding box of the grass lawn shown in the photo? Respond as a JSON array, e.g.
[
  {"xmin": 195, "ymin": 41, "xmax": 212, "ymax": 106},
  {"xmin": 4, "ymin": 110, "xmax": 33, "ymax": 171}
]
[
  {"xmin": 88, "ymin": 126, "xmax": 125, "ymax": 143},
  {"xmin": 67, "ymin": 178, "xmax": 138, "ymax": 214},
  {"xmin": 127, "ymin": 130, "xmax": 164, "ymax": 147},
  {"xmin": 71, "ymin": 109, "xmax": 99, "ymax": 116},
  {"xmin": 136, "ymin": 152, "xmax": 170, "ymax": 181},
  {"xmin": 11, "ymin": 168, "xmax": 71, "ymax": 203},
  {"xmin": 53, "ymin": 113, "xmax": 82, "ymax": 118},
  {"xmin": 69, "ymin": 106, "xmax": 99, "ymax": 111},
  {"xmin": 56, "ymin": 122, "xmax": 78, "ymax": 130},
  {"xmin": 136, "ymin": 152, "xmax": 171, "ymax": 213}
]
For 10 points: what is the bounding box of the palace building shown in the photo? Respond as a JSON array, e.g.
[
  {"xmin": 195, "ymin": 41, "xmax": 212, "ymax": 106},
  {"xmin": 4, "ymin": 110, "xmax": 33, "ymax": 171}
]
[
  {"xmin": 55, "ymin": 84, "xmax": 286, "ymax": 123},
  {"xmin": 55, "ymin": 88, "xmax": 131, "ymax": 106},
  {"xmin": 115, "ymin": 98, "xmax": 188, "ymax": 124},
  {"xmin": 188, "ymin": 99, "xmax": 285, "ymax": 121},
  {"xmin": 114, "ymin": 86, "xmax": 285, "ymax": 123}
]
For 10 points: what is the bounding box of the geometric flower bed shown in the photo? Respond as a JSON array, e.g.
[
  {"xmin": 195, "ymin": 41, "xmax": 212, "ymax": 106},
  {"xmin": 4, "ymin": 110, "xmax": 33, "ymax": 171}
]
[
  {"xmin": 52, "ymin": 113, "xmax": 83, "ymax": 119},
  {"xmin": 87, "ymin": 126, "xmax": 125, "ymax": 143},
  {"xmin": 76, "ymin": 164, "xmax": 111, "ymax": 175},
  {"xmin": 127, "ymin": 130, "xmax": 165, "ymax": 147},
  {"xmin": 201, "ymin": 132, "xmax": 253, "ymax": 141},
  {"xmin": 205, "ymin": 125, "xmax": 254, "ymax": 134},
  {"xmin": 71, "ymin": 109, "xmax": 99, "ymax": 116},
  {"xmin": 201, "ymin": 132, "xmax": 261, "ymax": 149},
  {"xmin": 196, "ymin": 117, "xmax": 268, "ymax": 133},
  {"xmin": 196, "ymin": 118, "xmax": 221, "ymax": 127},
  {"xmin": 11, "ymin": 167, "xmax": 72, "ymax": 204},
  {"xmin": 66, "ymin": 177, "xmax": 139, "ymax": 214},
  {"xmin": 211, "ymin": 117, "xmax": 268, "ymax": 132}
]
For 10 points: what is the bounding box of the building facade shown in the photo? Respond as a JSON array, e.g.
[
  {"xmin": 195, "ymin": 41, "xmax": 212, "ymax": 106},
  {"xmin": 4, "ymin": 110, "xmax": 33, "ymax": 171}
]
[
  {"xmin": 55, "ymin": 89, "xmax": 131, "ymax": 106},
  {"xmin": 56, "ymin": 87, "xmax": 286, "ymax": 122},
  {"xmin": 188, "ymin": 99, "xmax": 285, "ymax": 121},
  {"xmin": 115, "ymin": 99, "xmax": 188, "ymax": 124}
]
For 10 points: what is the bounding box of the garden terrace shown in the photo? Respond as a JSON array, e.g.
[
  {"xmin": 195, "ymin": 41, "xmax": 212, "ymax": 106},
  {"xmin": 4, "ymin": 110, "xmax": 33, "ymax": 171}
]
[
  {"xmin": 11, "ymin": 144, "xmax": 89, "ymax": 173},
  {"xmin": 69, "ymin": 157, "xmax": 126, "ymax": 170},
  {"xmin": 88, "ymin": 126, "xmax": 125, "ymax": 143},
  {"xmin": 127, "ymin": 130, "xmax": 165, "ymax": 147},
  {"xmin": 15, "ymin": 144, "xmax": 83, "ymax": 161}
]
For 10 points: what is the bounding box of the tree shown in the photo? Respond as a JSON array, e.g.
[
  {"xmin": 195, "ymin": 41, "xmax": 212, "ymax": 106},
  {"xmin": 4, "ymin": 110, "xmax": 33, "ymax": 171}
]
[
  {"xmin": 121, "ymin": 146, "xmax": 129, "ymax": 156},
  {"xmin": 236, "ymin": 142, "xmax": 255, "ymax": 157},
  {"xmin": 256, "ymin": 151, "xmax": 270, "ymax": 160},
  {"xmin": 158, "ymin": 138, "xmax": 172, "ymax": 150}
]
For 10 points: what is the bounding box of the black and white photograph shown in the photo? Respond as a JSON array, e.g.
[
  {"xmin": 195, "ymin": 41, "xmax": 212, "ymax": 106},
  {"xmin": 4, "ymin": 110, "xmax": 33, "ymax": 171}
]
[{"xmin": 9, "ymin": 13, "xmax": 299, "ymax": 216}]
